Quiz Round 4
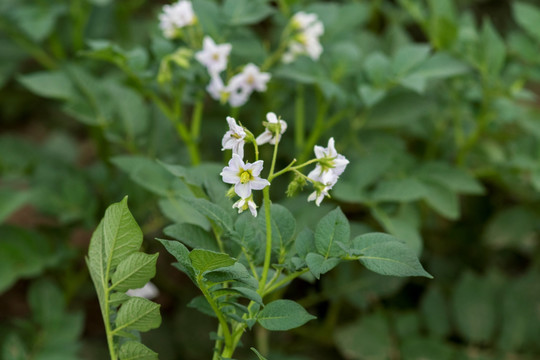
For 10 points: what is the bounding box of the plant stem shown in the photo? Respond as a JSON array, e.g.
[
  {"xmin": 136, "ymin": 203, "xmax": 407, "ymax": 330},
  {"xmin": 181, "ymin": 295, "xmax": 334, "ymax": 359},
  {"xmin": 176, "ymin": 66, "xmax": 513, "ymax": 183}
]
[
  {"xmin": 259, "ymin": 187, "xmax": 273, "ymax": 292},
  {"xmin": 265, "ymin": 269, "xmax": 309, "ymax": 294},
  {"xmin": 190, "ymin": 96, "xmax": 204, "ymax": 143},
  {"xmin": 295, "ymin": 84, "xmax": 305, "ymax": 153},
  {"xmin": 198, "ymin": 275, "xmax": 233, "ymax": 349}
]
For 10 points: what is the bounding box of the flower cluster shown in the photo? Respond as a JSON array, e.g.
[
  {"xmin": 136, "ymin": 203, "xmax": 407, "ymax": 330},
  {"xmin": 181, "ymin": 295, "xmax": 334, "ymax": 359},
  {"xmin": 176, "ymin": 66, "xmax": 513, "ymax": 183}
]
[
  {"xmin": 307, "ymin": 138, "xmax": 349, "ymax": 206},
  {"xmin": 220, "ymin": 114, "xmax": 287, "ymax": 216},
  {"xmin": 196, "ymin": 37, "xmax": 271, "ymax": 107},
  {"xmin": 159, "ymin": 0, "xmax": 196, "ymax": 39},
  {"xmin": 283, "ymin": 12, "xmax": 324, "ymax": 63}
]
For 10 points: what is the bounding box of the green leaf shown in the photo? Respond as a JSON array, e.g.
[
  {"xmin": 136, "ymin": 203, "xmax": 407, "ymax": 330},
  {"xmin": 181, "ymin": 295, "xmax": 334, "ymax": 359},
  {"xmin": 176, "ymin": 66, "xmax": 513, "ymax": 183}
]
[
  {"xmin": 421, "ymin": 286, "xmax": 450, "ymax": 338},
  {"xmin": 364, "ymin": 52, "xmax": 392, "ymax": 86},
  {"xmin": 452, "ymin": 272, "xmax": 497, "ymax": 343},
  {"xmin": 0, "ymin": 189, "xmax": 30, "ymax": 223},
  {"xmin": 416, "ymin": 162, "xmax": 484, "ymax": 195},
  {"xmin": 164, "ymin": 223, "xmax": 219, "ymax": 251},
  {"xmin": 155, "ymin": 239, "xmax": 195, "ymax": 281},
  {"xmin": 306, "ymin": 253, "xmax": 341, "ymax": 279},
  {"xmin": 188, "ymin": 197, "xmax": 235, "ymax": 235},
  {"xmin": 9, "ymin": 3, "xmax": 66, "ymax": 42},
  {"xmin": 28, "ymin": 279, "xmax": 65, "ymax": 326},
  {"xmin": 358, "ymin": 85, "xmax": 386, "ymax": 107},
  {"xmin": 257, "ymin": 299, "xmax": 316, "ymax": 331},
  {"xmin": 102, "ymin": 197, "xmax": 143, "ymax": 268},
  {"xmin": 189, "ymin": 249, "xmax": 236, "ymax": 274},
  {"xmin": 479, "ymin": 20, "xmax": 506, "ymax": 75},
  {"xmin": 192, "ymin": 0, "xmax": 222, "ymax": 38},
  {"xmin": 18, "ymin": 71, "xmax": 75, "ymax": 100},
  {"xmin": 400, "ymin": 336, "xmax": 455, "ymax": 360},
  {"xmin": 392, "ymin": 44, "xmax": 431, "ymax": 75},
  {"xmin": 352, "ymin": 233, "xmax": 432, "ymax": 278},
  {"xmin": 118, "ymin": 341, "xmax": 158, "ymax": 360},
  {"xmin": 421, "ymin": 180, "xmax": 459, "ymax": 220},
  {"xmin": 315, "ymin": 207, "xmax": 350, "ymax": 258},
  {"xmin": 295, "ymin": 228, "xmax": 316, "ymax": 259},
  {"xmin": 115, "ymin": 297, "xmax": 161, "ymax": 332},
  {"xmin": 2, "ymin": 333, "xmax": 29, "ymax": 360},
  {"xmin": 204, "ymin": 262, "xmax": 258, "ymax": 289},
  {"xmin": 335, "ymin": 311, "xmax": 392, "ymax": 360},
  {"xmin": 483, "ymin": 206, "xmax": 538, "ymax": 249},
  {"xmin": 406, "ymin": 53, "xmax": 468, "ymax": 80},
  {"xmin": 223, "ymin": 0, "xmax": 274, "ymax": 26},
  {"xmin": 259, "ymin": 203, "xmax": 296, "ymax": 251},
  {"xmin": 214, "ymin": 286, "xmax": 263, "ymax": 306},
  {"xmin": 513, "ymin": 2, "xmax": 540, "ymax": 43},
  {"xmin": 111, "ymin": 253, "xmax": 159, "ymax": 292},
  {"xmin": 371, "ymin": 178, "xmax": 427, "ymax": 202}
]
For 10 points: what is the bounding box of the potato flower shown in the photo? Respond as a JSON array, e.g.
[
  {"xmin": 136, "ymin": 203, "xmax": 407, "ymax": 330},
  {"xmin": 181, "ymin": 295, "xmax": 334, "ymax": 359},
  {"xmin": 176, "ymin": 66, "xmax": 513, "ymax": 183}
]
[{"xmin": 220, "ymin": 154, "xmax": 270, "ymax": 198}]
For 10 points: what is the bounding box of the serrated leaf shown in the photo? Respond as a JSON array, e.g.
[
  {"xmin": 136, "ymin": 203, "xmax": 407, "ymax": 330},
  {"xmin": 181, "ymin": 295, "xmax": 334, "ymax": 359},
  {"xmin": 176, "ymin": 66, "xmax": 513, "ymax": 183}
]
[
  {"xmin": 353, "ymin": 233, "xmax": 432, "ymax": 278},
  {"xmin": 315, "ymin": 208, "xmax": 350, "ymax": 258},
  {"xmin": 118, "ymin": 341, "xmax": 158, "ymax": 360},
  {"xmin": 306, "ymin": 253, "xmax": 341, "ymax": 279},
  {"xmin": 103, "ymin": 197, "xmax": 143, "ymax": 268},
  {"xmin": 164, "ymin": 223, "xmax": 219, "ymax": 251},
  {"xmin": 156, "ymin": 239, "xmax": 195, "ymax": 280},
  {"xmin": 115, "ymin": 297, "xmax": 161, "ymax": 332},
  {"xmin": 111, "ymin": 253, "xmax": 158, "ymax": 292},
  {"xmin": 257, "ymin": 299, "xmax": 316, "ymax": 331},
  {"xmin": 189, "ymin": 249, "xmax": 236, "ymax": 274}
]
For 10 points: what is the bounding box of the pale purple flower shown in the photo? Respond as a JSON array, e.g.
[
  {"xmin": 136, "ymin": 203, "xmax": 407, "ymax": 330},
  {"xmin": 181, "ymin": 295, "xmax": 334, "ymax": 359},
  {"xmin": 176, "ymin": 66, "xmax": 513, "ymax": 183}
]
[
  {"xmin": 220, "ymin": 154, "xmax": 270, "ymax": 198},
  {"xmin": 307, "ymin": 137, "xmax": 349, "ymax": 179},
  {"xmin": 221, "ymin": 117, "xmax": 246, "ymax": 158}
]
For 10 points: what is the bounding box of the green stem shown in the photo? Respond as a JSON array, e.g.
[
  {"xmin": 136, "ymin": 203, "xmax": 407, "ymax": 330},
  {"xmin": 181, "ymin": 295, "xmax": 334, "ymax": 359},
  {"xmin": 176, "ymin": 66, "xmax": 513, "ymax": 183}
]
[
  {"xmin": 295, "ymin": 84, "xmax": 305, "ymax": 153},
  {"xmin": 198, "ymin": 275, "xmax": 233, "ymax": 348},
  {"xmin": 212, "ymin": 325, "xmax": 224, "ymax": 360},
  {"xmin": 190, "ymin": 96, "xmax": 204, "ymax": 143},
  {"xmin": 265, "ymin": 269, "xmax": 308, "ymax": 294},
  {"xmin": 298, "ymin": 90, "xmax": 329, "ymax": 163},
  {"xmin": 259, "ymin": 187, "xmax": 273, "ymax": 292}
]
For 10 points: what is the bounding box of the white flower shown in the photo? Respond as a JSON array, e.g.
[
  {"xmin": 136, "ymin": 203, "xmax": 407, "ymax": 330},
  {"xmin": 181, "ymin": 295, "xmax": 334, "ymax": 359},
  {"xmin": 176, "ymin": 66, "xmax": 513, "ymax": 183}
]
[
  {"xmin": 307, "ymin": 137, "xmax": 349, "ymax": 179},
  {"xmin": 283, "ymin": 12, "xmax": 324, "ymax": 63},
  {"xmin": 291, "ymin": 11, "xmax": 319, "ymax": 31},
  {"xmin": 126, "ymin": 282, "xmax": 159, "ymax": 299},
  {"xmin": 256, "ymin": 112, "xmax": 287, "ymax": 145},
  {"xmin": 196, "ymin": 36, "xmax": 232, "ymax": 75},
  {"xmin": 159, "ymin": 1, "xmax": 196, "ymax": 39},
  {"xmin": 307, "ymin": 170, "xmax": 338, "ymax": 206},
  {"xmin": 225, "ymin": 64, "xmax": 271, "ymax": 107},
  {"xmin": 221, "ymin": 154, "xmax": 270, "ymax": 198},
  {"xmin": 207, "ymin": 74, "xmax": 227, "ymax": 101},
  {"xmin": 221, "ymin": 116, "xmax": 246, "ymax": 158},
  {"xmin": 233, "ymin": 195, "xmax": 258, "ymax": 217}
]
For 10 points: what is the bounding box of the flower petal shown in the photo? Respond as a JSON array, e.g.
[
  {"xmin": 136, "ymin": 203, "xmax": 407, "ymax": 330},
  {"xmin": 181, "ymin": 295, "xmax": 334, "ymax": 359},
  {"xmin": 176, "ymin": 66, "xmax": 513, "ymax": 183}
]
[
  {"xmin": 249, "ymin": 177, "xmax": 270, "ymax": 190},
  {"xmin": 266, "ymin": 112, "xmax": 278, "ymax": 123},
  {"xmin": 256, "ymin": 130, "xmax": 273, "ymax": 145},
  {"xmin": 235, "ymin": 182, "xmax": 251, "ymax": 198}
]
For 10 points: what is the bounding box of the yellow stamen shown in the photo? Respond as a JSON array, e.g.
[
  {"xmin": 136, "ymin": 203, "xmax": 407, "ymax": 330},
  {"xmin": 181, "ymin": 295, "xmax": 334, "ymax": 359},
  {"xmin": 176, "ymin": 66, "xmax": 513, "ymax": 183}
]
[{"xmin": 239, "ymin": 170, "xmax": 253, "ymax": 184}]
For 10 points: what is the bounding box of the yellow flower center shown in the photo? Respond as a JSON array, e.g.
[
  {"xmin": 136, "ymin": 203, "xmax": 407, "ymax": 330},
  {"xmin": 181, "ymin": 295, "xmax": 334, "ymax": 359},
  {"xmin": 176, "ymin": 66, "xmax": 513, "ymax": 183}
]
[
  {"xmin": 239, "ymin": 169, "xmax": 253, "ymax": 184},
  {"xmin": 247, "ymin": 74, "xmax": 255, "ymax": 85},
  {"xmin": 232, "ymin": 133, "xmax": 242, "ymax": 139},
  {"xmin": 212, "ymin": 53, "xmax": 220, "ymax": 61}
]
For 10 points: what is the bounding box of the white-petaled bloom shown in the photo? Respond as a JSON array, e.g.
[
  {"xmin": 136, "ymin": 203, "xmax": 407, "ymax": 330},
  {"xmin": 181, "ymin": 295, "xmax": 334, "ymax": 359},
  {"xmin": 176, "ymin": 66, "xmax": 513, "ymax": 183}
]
[
  {"xmin": 256, "ymin": 112, "xmax": 287, "ymax": 145},
  {"xmin": 207, "ymin": 74, "xmax": 227, "ymax": 101},
  {"xmin": 221, "ymin": 116, "xmax": 246, "ymax": 158},
  {"xmin": 126, "ymin": 282, "xmax": 159, "ymax": 299},
  {"xmin": 225, "ymin": 63, "xmax": 271, "ymax": 107},
  {"xmin": 307, "ymin": 170, "xmax": 338, "ymax": 206},
  {"xmin": 221, "ymin": 154, "xmax": 270, "ymax": 198},
  {"xmin": 307, "ymin": 137, "xmax": 349, "ymax": 179},
  {"xmin": 291, "ymin": 11, "xmax": 319, "ymax": 31},
  {"xmin": 195, "ymin": 36, "xmax": 232, "ymax": 74},
  {"xmin": 283, "ymin": 12, "xmax": 324, "ymax": 63},
  {"xmin": 159, "ymin": 1, "xmax": 196, "ymax": 39},
  {"xmin": 232, "ymin": 195, "xmax": 258, "ymax": 217}
]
